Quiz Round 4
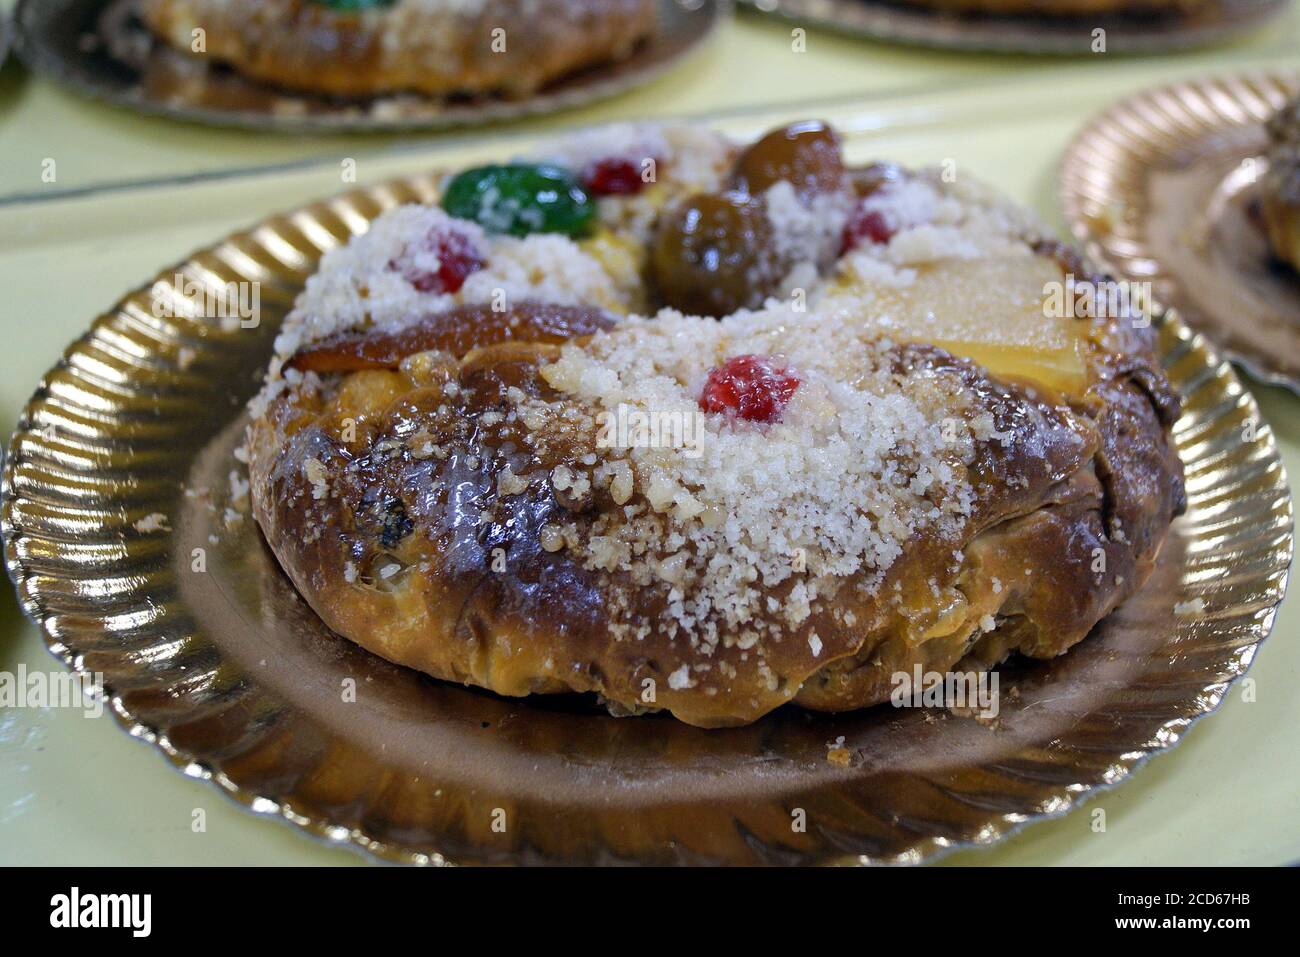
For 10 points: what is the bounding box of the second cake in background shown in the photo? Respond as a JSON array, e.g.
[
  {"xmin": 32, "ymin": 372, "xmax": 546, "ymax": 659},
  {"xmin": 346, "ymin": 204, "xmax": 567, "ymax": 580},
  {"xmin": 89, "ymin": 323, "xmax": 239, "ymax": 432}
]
[
  {"xmin": 1260, "ymin": 96, "xmax": 1300, "ymax": 273},
  {"xmin": 880, "ymin": 0, "xmax": 1209, "ymax": 15},
  {"xmin": 140, "ymin": 0, "xmax": 658, "ymax": 98}
]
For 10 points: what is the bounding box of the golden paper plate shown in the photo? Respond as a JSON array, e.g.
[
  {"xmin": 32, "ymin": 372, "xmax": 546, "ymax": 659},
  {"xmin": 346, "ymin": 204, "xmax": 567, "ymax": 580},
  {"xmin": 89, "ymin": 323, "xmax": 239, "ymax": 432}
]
[
  {"xmin": 13, "ymin": 0, "xmax": 718, "ymax": 132},
  {"xmin": 1, "ymin": 167, "xmax": 1292, "ymax": 866},
  {"xmin": 739, "ymin": 0, "xmax": 1289, "ymax": 54},
  {"xmin": 1060, "ymin": 71, "xmax": 1300, "ymax": 393}
]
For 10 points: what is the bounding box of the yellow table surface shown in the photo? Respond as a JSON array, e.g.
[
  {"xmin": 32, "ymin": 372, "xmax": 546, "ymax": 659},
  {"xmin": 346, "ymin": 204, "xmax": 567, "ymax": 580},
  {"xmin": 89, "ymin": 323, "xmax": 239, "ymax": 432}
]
[
  {"xmin": 0, "ymin": 5, "xmax": 1297, "ymax": 866},
  {"xmin": 2, "ymin": 4, "xmax": 1300, "ymax": 200}
]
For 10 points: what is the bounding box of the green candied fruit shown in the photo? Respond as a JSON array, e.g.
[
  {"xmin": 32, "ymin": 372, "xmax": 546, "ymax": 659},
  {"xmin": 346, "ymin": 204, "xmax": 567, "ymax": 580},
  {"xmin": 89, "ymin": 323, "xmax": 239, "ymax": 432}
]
[
  {"xmin": 310, "ymin": 0, "xmax": 398, "ymax": 10},
  {"xmin": 441, "ymin": 164, "xmax": 597, "ymax": 238}
]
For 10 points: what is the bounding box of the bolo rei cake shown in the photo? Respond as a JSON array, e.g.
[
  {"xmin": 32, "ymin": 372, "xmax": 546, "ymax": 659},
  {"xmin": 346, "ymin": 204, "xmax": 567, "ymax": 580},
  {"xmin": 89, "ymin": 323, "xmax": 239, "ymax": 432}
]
[
  {"xmin": 139, "ymin": 0, "xmax": 658, "ymax": 98},
  {"xmin": 1259, "ymin": 95, "xmax": 1300, "ymax": 274},
  {"xmin": 246, "ymin": 121, "xmax": 1186, "ymax": 728}
]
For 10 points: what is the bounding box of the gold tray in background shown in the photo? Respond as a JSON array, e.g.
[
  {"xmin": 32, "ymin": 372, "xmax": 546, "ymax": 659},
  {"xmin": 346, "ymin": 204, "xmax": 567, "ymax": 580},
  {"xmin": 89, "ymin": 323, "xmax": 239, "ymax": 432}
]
[
  {"xmin": 13, "ymin": 0, "xmax": 719, "ymax": 133},
  {"xmin": 739, "ymin": 0, "xmax": 1290, "ymax": 55},
  {"xmin": 1, "ymin": 131, "xmax": 1293, "ymax": 865},
  {"xmin": 1061, "ymin": 71, "xmax": 1300, "ymax": 394}
]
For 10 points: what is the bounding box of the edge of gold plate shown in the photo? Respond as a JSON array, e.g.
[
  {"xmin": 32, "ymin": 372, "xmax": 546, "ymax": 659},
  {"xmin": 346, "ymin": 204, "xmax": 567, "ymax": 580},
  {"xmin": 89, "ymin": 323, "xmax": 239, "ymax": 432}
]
[{"xmin": 1, "ymin": 173, "xmax": 1293, "ymax": 866}]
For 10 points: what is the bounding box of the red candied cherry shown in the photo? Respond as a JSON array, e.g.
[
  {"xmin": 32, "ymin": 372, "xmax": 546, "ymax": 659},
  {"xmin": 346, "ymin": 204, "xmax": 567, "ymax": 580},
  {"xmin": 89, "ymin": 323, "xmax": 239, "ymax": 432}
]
[
  {"xmin": 582, "ymin": 157, "xmax": 651, "ymax": 196},
  {"xmin": 392, "ymin": 226, "xmax": 485, "ymax": 294},
  {"xmin": 699, "ymin": 355, "xmax": 801, "ymax": 424},
  {"xmin": 840, "ymin": 205, "xmax": 896, "ymax": 255}
]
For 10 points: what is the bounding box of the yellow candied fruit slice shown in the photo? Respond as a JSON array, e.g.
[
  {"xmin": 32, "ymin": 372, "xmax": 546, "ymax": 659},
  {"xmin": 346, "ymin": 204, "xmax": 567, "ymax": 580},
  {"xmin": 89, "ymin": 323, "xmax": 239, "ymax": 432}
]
[
  {"xmin": 838, "ymin": 254, "xmax": 1089, "ymax": 397},
  {"xmin": 578, "ymin": 227, "xmax": 648, "ymax": 315},
  {"xmin": 335, "ymin": 369, "xmax": 407, "ymax": 417}
]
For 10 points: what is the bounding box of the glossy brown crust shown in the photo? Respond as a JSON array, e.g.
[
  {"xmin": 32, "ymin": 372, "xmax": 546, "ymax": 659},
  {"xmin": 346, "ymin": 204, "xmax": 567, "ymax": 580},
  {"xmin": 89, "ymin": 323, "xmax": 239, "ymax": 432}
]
[
  {"xmin": 1260, "ymin": 97, "xmax": 1300, "ymax": 273},
  {"xmin": 140, "ymin": 0, "xmax": 657, "ymax": 98},
  {"xmin": 248, "ymin": 259, "xmax": 1185, "ymax": 727}
]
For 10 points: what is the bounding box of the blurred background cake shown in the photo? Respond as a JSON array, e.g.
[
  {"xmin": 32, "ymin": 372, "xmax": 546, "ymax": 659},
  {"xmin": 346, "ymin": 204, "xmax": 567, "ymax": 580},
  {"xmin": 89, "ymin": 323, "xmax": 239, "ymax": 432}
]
[
  {"xmin": 1260, "ymin": 95, "xmax": 1300, "ymax": 273},
  {"xmin": 884, "ymin": 0, "xmax": 1209, "ymax": 16},
  {"xmin": 140, "ymin": 0, "xmax": 658, "ymax": 98}
]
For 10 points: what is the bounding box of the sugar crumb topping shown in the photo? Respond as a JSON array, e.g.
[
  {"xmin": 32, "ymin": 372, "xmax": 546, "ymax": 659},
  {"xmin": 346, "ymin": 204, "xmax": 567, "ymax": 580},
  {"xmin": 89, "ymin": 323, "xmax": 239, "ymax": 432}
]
[{"xmin": 526, "ymin": 304, "xmax": 982, "ymax": 649}]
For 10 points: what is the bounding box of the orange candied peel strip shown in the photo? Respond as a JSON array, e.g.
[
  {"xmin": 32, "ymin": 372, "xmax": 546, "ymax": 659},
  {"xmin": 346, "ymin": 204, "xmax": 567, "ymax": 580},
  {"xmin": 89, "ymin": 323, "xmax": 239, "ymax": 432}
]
[{"xmin": 285, "ymin": 301, "xmax": 617, "ymax": 373}]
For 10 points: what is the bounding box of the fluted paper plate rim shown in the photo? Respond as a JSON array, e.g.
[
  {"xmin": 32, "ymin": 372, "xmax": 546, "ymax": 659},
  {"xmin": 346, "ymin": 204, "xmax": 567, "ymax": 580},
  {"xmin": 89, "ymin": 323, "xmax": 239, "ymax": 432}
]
[{"xmin": 1, "ymin": 170, "xmax": 1292, "ymax": 866}]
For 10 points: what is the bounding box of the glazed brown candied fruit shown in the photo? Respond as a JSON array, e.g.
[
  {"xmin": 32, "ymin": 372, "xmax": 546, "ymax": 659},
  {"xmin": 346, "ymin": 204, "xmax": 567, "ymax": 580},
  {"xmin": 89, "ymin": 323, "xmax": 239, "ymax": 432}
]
[
  {"xmin": 728, "ymin": 120, "xmax": 847, "ymax": 199},
  {"xmin": 649, "ymin": 192, "xmax": 784, "ymax": 317},
  {"xmin": 650, "ymin": 121, "xmax": 851, "ymax": 318}
]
